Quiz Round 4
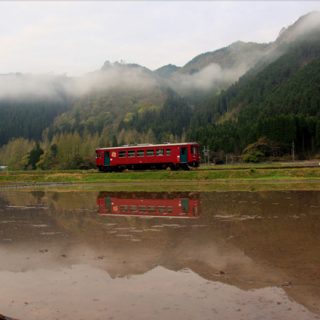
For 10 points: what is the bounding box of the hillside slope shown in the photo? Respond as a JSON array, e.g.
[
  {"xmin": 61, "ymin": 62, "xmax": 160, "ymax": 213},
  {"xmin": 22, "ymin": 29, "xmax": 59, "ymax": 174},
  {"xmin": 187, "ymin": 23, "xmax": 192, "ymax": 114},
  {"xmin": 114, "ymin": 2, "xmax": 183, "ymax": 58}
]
[{"xmin": 190, "ymin": 12, "xmax": 320, "ymax": 157}]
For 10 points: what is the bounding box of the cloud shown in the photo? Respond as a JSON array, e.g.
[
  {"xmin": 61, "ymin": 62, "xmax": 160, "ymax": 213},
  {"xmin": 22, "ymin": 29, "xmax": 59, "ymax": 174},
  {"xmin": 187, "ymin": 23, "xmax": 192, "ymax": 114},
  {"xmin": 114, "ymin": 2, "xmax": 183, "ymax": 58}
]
[
  {"xmin": 0, "ymin": 7, "xmax": 319, "ymax": 103},
  {"xmin": 0, "ymin": 74, "xmax": 67, "ymax": 100},
  {"xmin": 69, "ymin": 63, "xmax": 158, "ymax": 96},
  {"xmin": 277, "ymin": 11, "xmax": 320, "ymax": 43},
  {"xmin": 1, "ymin": 2, "xmax": 320, "ymax": 75},
  {"xmin": 0, "ymin": 62, "xmax": 159, "ymax": 100},
  {"xmin": 169, "ymin": 63, "xmax": 248, "ymax": 92}
]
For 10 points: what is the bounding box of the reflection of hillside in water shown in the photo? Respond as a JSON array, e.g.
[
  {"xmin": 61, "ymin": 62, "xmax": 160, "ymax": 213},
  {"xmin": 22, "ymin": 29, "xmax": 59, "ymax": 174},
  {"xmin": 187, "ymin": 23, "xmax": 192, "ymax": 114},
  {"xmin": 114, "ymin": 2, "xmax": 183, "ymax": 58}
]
[{"xmin": 0, "ymin": 190, "xmax": 319, "ymax": 316}]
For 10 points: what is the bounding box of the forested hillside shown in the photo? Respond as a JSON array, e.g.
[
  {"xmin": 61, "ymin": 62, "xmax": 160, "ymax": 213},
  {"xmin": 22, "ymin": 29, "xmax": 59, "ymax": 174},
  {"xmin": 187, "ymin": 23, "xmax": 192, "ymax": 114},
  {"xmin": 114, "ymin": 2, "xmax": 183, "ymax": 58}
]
[
  {"xmin": 0, "ymin": 74, "xmax": 71, "ymax": 146},
  {"xmin": 190, "ymin": 13, "xmax": 320, "ymax": 160},
  {"xmin": 0, "ymin": 98, "xmax": 69, "ymax": 146},
  {"xmin": 0, "ymin": 11, "xmax": 319, "ymax": 169}
]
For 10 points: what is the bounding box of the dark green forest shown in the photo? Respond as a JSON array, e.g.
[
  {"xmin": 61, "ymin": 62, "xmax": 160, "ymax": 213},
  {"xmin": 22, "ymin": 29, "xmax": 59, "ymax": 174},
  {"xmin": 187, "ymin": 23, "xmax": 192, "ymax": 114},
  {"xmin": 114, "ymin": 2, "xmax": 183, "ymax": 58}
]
[
  {"xmin": 189, "ymin": 39, "xmax": 320, "ymax": 160},
  {"xmin": 0, "ymin": 98, "xmax": 69, "ymax": 146}
]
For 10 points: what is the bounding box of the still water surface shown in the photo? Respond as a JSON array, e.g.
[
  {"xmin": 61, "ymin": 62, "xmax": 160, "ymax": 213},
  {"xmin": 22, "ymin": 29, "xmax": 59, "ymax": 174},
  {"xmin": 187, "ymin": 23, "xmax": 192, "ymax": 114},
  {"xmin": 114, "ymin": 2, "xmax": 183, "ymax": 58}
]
[{"xmin": 0, "ymin": 189, "xmax": 319, "ymax": 320}]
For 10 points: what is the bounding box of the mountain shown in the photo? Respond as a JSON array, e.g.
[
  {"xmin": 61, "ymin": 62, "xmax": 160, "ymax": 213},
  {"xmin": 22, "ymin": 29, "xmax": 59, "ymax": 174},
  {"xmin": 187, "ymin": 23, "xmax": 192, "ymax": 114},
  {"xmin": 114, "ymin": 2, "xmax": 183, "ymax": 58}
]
[
  {"xmin": 154, "ymin": 64, "xmax": 181, "ymax": 79},
  {"xmin": 276, "ymin": 11, "xmax": 320, "ymax": 44},
  {"xmin": 180, "ymin": 41, "xmax": 270, "ymax": 75},
  {"xmin": 1, "ymin": 11, "xmax": 320, "ymax": 169},
  {"xmin": 155, "ymin": 41, "xmax": 272, "ymax": 97},
  {"xmin": 48, "ymin": 61, "xmax": 171, "ymax": 144},
  {"xmin": 190, "ymin": 11, "xmax": 320, "ymax": 158}
]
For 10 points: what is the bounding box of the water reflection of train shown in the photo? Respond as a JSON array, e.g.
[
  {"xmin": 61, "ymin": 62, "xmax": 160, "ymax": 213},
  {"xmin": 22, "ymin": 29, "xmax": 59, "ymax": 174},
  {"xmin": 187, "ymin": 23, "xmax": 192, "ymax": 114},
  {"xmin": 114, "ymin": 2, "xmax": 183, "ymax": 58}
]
[{"xmin": 97, "ymin": 192, "xmax": 200, "ymax": 219}]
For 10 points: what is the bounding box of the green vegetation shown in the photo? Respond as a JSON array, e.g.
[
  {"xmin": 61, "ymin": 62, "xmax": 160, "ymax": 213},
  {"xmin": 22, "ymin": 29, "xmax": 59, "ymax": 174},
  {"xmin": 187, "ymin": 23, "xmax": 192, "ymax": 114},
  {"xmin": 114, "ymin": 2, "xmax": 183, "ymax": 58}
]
[
  {"xmin": 1, "ymin": 165, "xmax": 320, "ymax": 184},
  {"xmin": 242, "ymin": 137, "xmax": 283, "ymax": 162},
  {"xmin": 120, "ymin": 90, "xmax": 191, "ymax": 142}
]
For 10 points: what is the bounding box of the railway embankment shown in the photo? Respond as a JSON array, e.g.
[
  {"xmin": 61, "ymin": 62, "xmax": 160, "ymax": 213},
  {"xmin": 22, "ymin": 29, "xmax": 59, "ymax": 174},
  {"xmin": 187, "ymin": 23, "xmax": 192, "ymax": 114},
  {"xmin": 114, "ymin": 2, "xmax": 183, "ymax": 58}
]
[{"xmin": 0, "ymin": 163, "xmax": 320, "ymax": 191}]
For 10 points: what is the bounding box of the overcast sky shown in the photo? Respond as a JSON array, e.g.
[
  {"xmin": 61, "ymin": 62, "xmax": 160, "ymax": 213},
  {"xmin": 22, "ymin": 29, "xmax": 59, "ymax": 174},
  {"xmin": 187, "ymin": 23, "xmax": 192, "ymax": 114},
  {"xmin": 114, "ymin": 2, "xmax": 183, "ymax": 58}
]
[{"xmin": 1, "ymin": 1, "xmax": 320, "ymax": 75}]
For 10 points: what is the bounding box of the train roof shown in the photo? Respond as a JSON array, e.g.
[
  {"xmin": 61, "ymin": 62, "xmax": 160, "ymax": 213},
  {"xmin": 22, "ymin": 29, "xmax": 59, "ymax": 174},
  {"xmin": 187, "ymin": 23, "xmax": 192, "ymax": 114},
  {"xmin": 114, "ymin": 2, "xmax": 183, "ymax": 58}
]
[{"xmin": 96, "ymin": 142, "xmax": 199, "ymax": 150}]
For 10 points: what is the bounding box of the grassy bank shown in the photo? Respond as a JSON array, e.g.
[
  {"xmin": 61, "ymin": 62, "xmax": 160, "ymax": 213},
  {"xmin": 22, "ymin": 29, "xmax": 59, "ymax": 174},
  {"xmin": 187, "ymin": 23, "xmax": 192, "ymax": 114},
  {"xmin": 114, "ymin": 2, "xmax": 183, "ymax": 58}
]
[{"xmin": 0, "ymin": 164, "xmax": 320, "ymax": 191}]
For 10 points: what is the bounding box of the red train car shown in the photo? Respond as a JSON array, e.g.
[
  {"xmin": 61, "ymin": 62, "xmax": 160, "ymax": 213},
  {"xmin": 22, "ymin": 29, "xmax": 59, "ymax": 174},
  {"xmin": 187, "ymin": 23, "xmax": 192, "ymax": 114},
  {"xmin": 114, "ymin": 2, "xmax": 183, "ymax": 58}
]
[
  {"xmin": 97, "ymin": 193, "xmax": 200, "ymax": 219},
  {"xmin": 96, "ymin": 142, "xmax": 200, "ymax": 172}
]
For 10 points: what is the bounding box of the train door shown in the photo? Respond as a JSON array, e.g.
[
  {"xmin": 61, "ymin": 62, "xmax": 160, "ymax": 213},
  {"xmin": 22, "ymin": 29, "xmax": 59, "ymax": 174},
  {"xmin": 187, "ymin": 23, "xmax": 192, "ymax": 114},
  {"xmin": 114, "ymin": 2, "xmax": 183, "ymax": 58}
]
[
  {"xmin": 104, "ymin": 151, "xmax": 110, "ymax": 166},
  {"xmin": 105, "ymin": 196, "xmax": 112, "ymax": 213},
  {"xmin": 181, "ymin": 198, "xmax": 189, "ymax": 213},
  {"xmin": 180, "ymin": 147, "xmax": 187, "ymax": 163}
]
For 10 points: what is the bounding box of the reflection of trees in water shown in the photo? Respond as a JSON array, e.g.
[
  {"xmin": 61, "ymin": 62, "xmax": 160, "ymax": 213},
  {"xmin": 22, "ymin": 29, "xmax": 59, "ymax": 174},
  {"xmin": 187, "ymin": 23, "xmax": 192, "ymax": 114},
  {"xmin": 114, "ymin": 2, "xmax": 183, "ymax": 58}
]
[
  {"xmin": 0, "ymin": 190, "xmax": 43, "ymax": 207},
  {"xmin": 0, "ymin": 193, "xmax": 9, "ymax": 207},
  {"xmin": 30, "ymin": 190, "xmax": 45, "ymax": 202},
  {"xmin": 0, "ymin": 190, "xmax": 98, "ymax": 211}
]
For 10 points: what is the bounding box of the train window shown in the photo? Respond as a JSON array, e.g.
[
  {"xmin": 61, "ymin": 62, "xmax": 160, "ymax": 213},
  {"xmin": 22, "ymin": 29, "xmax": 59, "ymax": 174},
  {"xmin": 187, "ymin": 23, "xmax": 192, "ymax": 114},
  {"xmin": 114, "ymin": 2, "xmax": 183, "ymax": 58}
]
[
  {"xmin": 148, "ymin": 206, "xmax": 156, "ymax": 213},
  {"xmin": 120, "ymin": 205, "xmax": 128, "ymax": 213},
  {"xmin": 156, "ymin": 149, "xmax": 164, "ymax": 156},
  {"xmin": 166, "ymin": 149, "xmax": 171, "ymax": 156},
  {"xmin": 158, "ymin": 206, "xmax": 166, "ymax": 213},
  {"xmin": 128, "ymin": 150, "xmax": 135, "ymax": 157},
  {"xmin": 130, "ymin": 205, "xmax": 138, "ymax": 212},
  {"xmin": 96, "ymin": 151, "xmax": 101, "ymax": 158},
  {"xmin": 139, "ymin": 206, "xmax": 147, "ymax": 212},
  {"xmin": 146, "ymin": 149, "xmax": 154, "ymax": 156},
  {"xmin": 137, "ymin": 150, "xmax": 144, "ymax": 157},
  {"xmin": 167, "ymin": 206, "xmax": 173, "ymax": 213},
  {"xmin": 119, "ymin": 150, "xmax": 126, "ymax": 158}
]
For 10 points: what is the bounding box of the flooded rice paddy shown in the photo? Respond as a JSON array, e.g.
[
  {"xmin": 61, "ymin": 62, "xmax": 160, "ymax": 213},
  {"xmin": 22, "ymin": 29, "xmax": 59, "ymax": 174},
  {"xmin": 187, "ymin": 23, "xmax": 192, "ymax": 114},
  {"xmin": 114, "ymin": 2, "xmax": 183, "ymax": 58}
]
[{"xmin": 0, "ymin": 189, "xmax": 319, "ymax": 320}]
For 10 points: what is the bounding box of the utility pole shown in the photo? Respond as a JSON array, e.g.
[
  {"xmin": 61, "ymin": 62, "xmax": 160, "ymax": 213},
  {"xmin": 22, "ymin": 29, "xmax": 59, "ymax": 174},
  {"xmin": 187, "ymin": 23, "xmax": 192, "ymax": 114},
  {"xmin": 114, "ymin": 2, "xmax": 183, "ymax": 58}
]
[
  {"xmin": 202, "ymin": 146, "xmax": 210, "ymax": 165},
  {"xmin": 291, "ymin": 141, "xmax": 295, "ymax": 161},
  {"xmin": 202, "ymin": 146, "xmax": 206, "ymax": 165}
]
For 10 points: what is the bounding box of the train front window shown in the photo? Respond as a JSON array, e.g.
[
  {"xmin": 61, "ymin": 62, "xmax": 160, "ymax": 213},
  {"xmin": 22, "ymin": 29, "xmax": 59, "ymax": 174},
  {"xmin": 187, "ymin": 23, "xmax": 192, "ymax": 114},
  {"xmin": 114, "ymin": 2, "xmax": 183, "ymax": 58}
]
[{"xmin": 166, "ymin": 149, "xmax": 171, "ymax": 156}]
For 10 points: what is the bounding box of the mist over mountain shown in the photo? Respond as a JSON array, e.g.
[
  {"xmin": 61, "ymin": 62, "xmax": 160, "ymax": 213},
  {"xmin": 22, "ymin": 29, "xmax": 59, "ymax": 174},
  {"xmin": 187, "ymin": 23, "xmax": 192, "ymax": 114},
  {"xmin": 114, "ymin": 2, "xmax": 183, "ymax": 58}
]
[
  {"xmin": 0, "ymin": 11, "xmax": 320, "ymax": 169},
  {"xmin": 276, "ymin": 11, "xmax": 320, "ymax": 44},
  {"xmin": 0, "ymin": 73, "xmax": 69, "ymax": 101},
  {"xmin": 1, "ymin": 11, "xmax": 319, "ymax": 102}
]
